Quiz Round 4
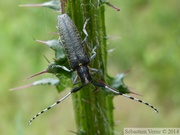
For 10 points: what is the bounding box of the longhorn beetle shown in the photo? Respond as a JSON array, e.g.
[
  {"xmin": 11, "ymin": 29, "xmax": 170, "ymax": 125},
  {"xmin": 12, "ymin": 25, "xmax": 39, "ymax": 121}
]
[{"xmin": 28, "ymin": 13, "xmax": 158, "ymax": 125}]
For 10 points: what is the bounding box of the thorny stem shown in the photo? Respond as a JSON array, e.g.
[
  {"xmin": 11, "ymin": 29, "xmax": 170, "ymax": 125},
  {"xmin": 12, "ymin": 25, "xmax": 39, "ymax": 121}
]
[{"xmin": 60, "ymin": 0, "xmax": 114, "ymax": 135}]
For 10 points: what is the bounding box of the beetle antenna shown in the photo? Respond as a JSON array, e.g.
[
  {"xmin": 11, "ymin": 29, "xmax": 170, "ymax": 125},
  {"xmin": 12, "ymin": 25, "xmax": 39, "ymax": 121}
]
[
  {"xmin": 28, "ymin": 85, "xmax": 85, "ymax": 125},
  {"xmin": 105, "ymin": 85, "xmax": 158, "ymax": 113},
  {"xmin": 28, "ymin": 91, "xmax": 71, "ymax": 125},
  {"xmin": 92, "ymin": 81, "xmax": 158, "ymax": 113}
]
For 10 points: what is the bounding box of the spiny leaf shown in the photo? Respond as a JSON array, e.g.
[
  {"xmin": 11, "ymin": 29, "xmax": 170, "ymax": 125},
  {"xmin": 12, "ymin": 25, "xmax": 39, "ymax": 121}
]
[
  {"xmin": 100, "ymin": 0, "xmax": 120, "ymax": 11},
  {"xmin": 10, "ymin": 78, "xmax": 60, "ymax": 91},
  {"xmin": 35, "ymin": 39, "xmax": 66, "ymax": 61},
  {"xmin": 108, "ymin": 73, "xmax": 131, "ymax": 94},
  {"xmin": 19, "ymin": 0, "xmax": 61, "ymax": 11},
  {"xmin": 108, "ymin": 73, "xmax": 141, "ymax": 96}
]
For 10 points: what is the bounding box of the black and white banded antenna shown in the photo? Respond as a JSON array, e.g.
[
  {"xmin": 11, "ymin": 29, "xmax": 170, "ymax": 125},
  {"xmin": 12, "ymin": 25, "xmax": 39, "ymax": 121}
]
[
  {"xmin": 94, "ymin": 80, "xmax": 159, "ymax": 113},
  {"xmin": 28, "ymin": 85, "xmax": 84, "ymax": 125},
  {"xmin": 28, "ymin": 91, "xmax": 71, "ymax": 125},
  {"xmin": 28, "ymin": 81, "xmax": 158, "ymax": 125}
]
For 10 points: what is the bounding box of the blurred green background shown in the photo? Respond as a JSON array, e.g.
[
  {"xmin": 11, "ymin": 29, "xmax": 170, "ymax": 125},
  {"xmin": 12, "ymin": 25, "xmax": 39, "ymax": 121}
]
[{"xmin": 0, "ymin": 0, "xmax": 179, "ymax": 134}]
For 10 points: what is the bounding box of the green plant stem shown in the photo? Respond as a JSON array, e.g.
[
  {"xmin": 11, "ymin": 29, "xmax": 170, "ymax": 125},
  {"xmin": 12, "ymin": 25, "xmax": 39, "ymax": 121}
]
[{"xmin": 61, "ymin": 0, "xmax": 114, "ymax": 134}]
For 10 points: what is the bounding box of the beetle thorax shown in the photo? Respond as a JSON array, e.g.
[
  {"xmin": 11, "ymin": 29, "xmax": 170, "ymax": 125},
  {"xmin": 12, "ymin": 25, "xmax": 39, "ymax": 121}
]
[{"xmin": 76, "ymin": 65, "xmax": 92, "ymax": 85}]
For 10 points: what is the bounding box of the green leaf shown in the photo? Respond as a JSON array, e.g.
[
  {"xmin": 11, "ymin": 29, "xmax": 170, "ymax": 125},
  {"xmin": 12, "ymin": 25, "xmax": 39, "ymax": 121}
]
[
  {"xmin": 35, "ymin": 39, "xmax": 67, "ymax": 62},
  {"xmin": 19, "ymin": 0, "xmax": 61, "ymax": 11},
  {"xmin": 10, "ymin": 78, "xmax": 60, "ymax": 91},
  {"xmin": 109, "ymin": 73, "xmax": 130, "ymax": 94}
]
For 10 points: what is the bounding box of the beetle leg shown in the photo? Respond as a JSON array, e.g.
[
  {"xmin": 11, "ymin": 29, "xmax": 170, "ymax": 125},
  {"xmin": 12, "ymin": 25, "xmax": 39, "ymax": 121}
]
[
  {"xmin": 72, "ymin": 75, "xmax": 79, "ymax": 85},
  {"xmin": 82, "ymin": 18, "xmax": 90, "ymax": 44},
  {"xmin": 51, "ymin": 65, "xmax": 73, "ymax": 72},
  {"xmin": 90, "ymin": 68, "xmax": 99, "ymax": 73},
  {"xmin": 90, "ymin": 45, "xmax": 99, "ymax": 61}
]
